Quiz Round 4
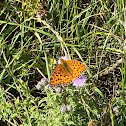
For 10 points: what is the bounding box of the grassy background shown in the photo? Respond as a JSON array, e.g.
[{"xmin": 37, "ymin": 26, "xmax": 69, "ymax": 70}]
[{"xmin": 0, "ymin": 0, "xmax": 126, "ymax": 125}]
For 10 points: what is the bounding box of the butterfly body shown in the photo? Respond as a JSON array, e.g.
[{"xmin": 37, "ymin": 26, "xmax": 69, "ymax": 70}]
[
  {"xmin": 60, "ymin": 59, "xmax": 73, "ymax": 77},
  {"xmin": 50, "ymin": 59, "xmax": 86, "ymax": 86}
]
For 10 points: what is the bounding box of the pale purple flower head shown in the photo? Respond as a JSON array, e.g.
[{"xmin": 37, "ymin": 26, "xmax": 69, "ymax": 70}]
[
  {"xmin": 58, "ymin": 56, "xmax": 69, "ymax": 64},
  {"xmin": 40, "ymin": 77, "xmax": 48, "ymax": 85},
  {"xmin": 55, "ymin": 87, "xmax": 62, "ymax": 93},
  {"xmin": 67, "ymin": 105, "xmax": 72, "ymax": 111},
  {"xmin": 45, "ymin": 84, "xmax": 51, "ymax": 90},
  {"xmin": 36, "ymin": 77, "xmax": 48, "ymax": 90},
  {"xmin": 73, "ymin": 75, "xmax": 86, "ymax": 88},
  {"xmin": 35, "ymin": 83, "xmax": 42, "ymax": 90},
  {"xmin": 60, "ymin": 106, "xmax": 67, "ymax": 113}
]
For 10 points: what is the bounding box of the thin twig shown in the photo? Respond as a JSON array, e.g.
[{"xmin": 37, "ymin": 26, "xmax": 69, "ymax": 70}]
[{"xmin": 99, "ymin": 58, "xmax": 123, "ymax": 76}]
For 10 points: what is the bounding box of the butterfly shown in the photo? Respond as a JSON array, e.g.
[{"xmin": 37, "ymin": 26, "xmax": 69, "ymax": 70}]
[{"xmin": 50, "ymin": 59, "xmax": 86, "ymax": 86}]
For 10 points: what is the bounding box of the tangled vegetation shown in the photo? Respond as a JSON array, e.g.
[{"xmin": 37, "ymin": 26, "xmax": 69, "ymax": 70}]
[{"xmin": 0, "ymin": 0, "xmax": 126, "ymax": 125}]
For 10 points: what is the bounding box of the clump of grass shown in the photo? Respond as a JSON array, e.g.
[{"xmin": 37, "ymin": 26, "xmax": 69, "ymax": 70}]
[{"xmin": 0, "ymin": 0, "xmax": 126, "ymax": 125}]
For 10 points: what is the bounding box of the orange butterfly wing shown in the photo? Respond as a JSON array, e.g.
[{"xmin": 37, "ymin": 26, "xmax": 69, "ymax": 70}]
[
  {"xmin": 50, "ymin": 64, "xmax": 64, "ymax": 86},
  {"xmin": 50, "ymin": 60, "xmax": 86, "ymax": 86},
  {"xmin": 66, "ymin": 60, "xmax": 86, "ymax": 78}
]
